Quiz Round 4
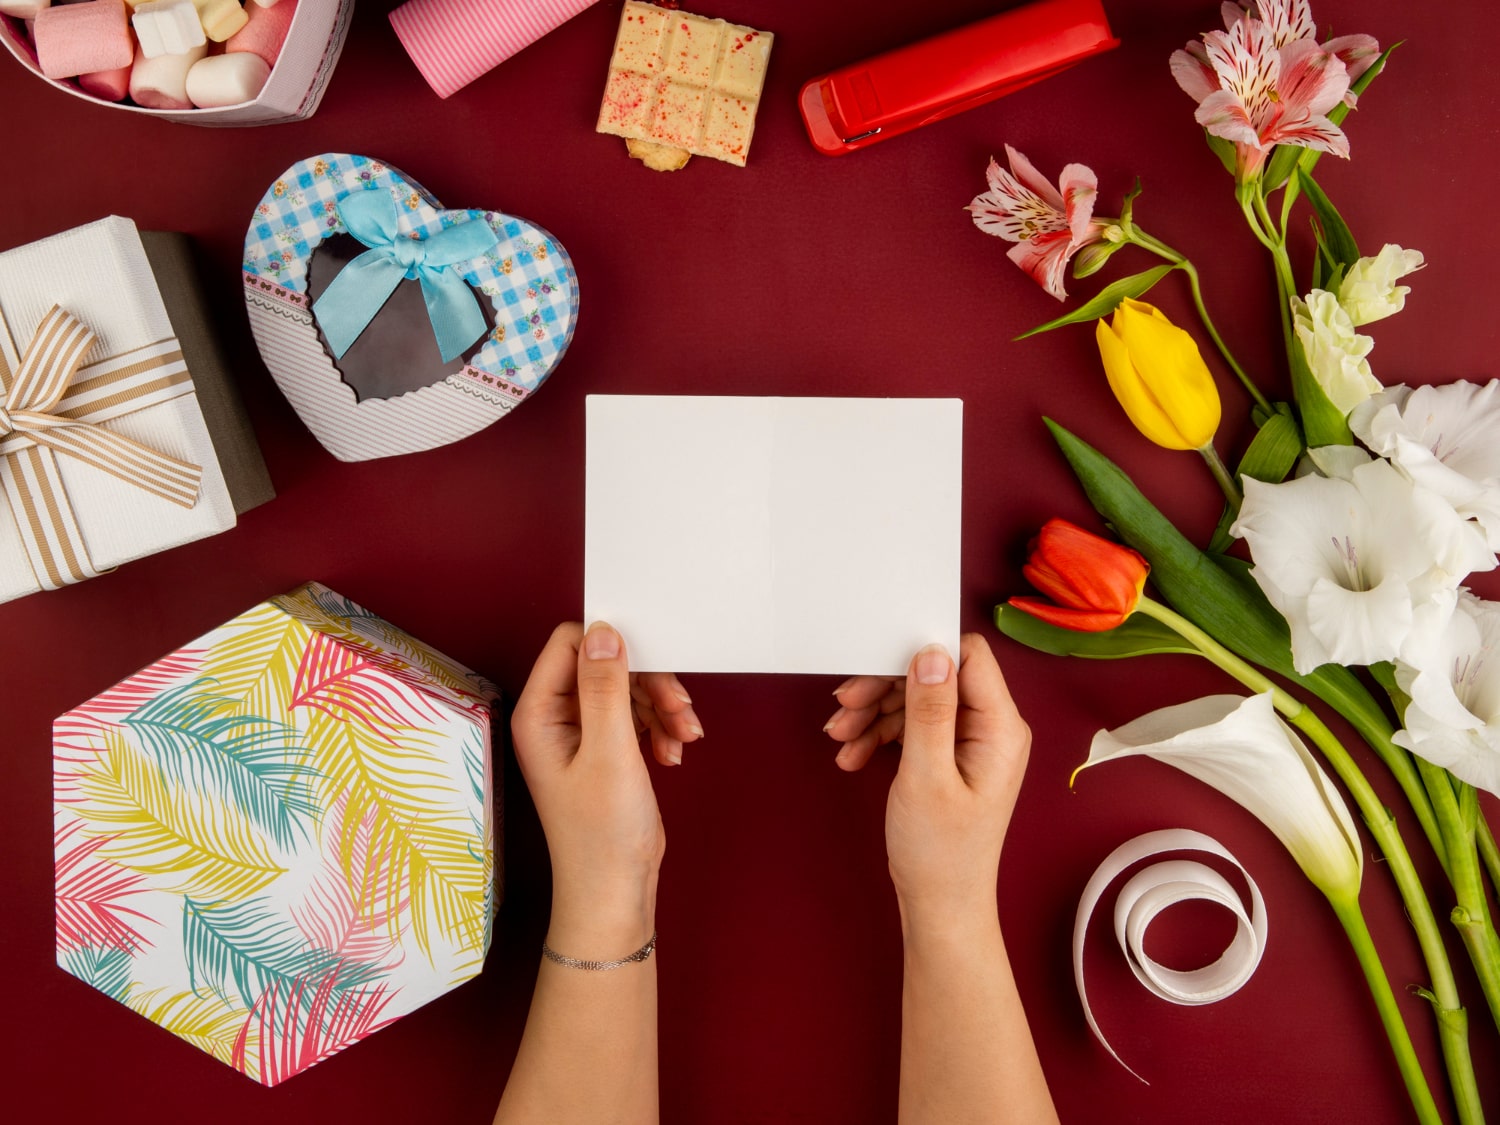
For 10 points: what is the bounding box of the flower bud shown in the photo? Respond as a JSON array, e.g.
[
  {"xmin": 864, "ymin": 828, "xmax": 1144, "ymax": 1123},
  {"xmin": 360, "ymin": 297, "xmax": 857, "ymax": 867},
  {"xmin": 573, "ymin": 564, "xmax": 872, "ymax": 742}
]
[
  {"xmin": 1337, "ymin": 244, "xmax": 1425, "ymax": 326},
  {"xmin": 1292, "ymin": 290, "xmax": 1380, "ymax": 415},
  {"xmin": 1009, "ymin": 518, "xmax": 1150, "ymax": 632},
  {"xmin": 1095, "ymin": 299, "xmax": 1221, "ymax": 450}
]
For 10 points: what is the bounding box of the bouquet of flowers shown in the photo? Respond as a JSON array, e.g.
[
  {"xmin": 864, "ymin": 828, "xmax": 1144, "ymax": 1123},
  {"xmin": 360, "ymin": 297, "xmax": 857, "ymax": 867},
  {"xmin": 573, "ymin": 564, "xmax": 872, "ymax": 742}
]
[{"xmin": 970, "ymin": 2, "xmax": 1500, "ymax": 1121}]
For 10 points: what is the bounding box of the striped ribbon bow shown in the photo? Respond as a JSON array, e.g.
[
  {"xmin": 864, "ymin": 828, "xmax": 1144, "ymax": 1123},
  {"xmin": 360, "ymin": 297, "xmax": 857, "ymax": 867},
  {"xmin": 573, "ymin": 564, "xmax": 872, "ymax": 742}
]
[{"xmin": 0, "ymin": 305, "xmax": 202, "ymax": 590}]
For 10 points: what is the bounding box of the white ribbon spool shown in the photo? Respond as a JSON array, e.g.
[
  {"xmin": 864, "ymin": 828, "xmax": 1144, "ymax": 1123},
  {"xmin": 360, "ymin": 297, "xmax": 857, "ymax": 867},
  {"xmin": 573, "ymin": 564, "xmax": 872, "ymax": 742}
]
[{"xmin": 1073, "ymin": 828, "xmax": 1268, "ymax": 1083}]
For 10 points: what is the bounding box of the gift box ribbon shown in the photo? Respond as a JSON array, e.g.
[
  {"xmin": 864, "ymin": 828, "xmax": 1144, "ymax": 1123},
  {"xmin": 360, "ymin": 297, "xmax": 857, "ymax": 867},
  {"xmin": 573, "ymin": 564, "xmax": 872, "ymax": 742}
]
[
  {"xmin": 312, "ymin": 189, "xmax": 500, "ymax": 364},
  {"xmin": 0, "ymin": 305, "xmax": 203, "ymax": 590}
]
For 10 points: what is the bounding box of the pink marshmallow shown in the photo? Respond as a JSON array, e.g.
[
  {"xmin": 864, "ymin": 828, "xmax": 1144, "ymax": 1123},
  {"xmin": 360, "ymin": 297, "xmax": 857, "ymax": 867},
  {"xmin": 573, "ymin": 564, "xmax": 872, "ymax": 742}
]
[
  {"xmin": 128, "ymin": 38, "xmax": 204, "ymax": 107},
  {"xmin": 77, "ymin": 59, "xmax": 131, "ymax": 99},
  {"xmin": 224, "ymin": 0, "xmax": 291, "ymax": 68},
  {"xmin": 33, "ymin": 0, "xmax": 133, "ymax": 80}
]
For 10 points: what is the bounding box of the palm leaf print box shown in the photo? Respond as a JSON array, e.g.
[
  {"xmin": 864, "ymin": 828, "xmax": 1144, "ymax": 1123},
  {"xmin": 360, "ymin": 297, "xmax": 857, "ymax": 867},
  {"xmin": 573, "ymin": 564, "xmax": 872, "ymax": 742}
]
[{"xmin": 52, "ymin": 582, "xmax": 499, "ymax": 1085}]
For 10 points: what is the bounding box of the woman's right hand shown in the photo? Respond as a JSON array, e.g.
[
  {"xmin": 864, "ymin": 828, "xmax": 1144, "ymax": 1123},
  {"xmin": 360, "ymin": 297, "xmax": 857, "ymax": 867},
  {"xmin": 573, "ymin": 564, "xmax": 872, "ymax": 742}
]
[{"xmin": 826, "ymin": 634, "xmax": 1032, "ymax": 926}]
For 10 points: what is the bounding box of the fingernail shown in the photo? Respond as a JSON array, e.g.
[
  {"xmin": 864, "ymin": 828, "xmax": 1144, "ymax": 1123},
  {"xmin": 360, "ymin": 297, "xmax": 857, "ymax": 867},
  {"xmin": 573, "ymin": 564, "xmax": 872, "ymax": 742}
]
[
  {"xmin": 686, "ymin": 722, "xmax": 704, "ymax": 739},
  {"xmin": 832, "ymin": 677, "xmax": 856, "ymax": 696},
  {"xmin": 585, "ymin": 622, "xmax": 620, "ymax": 660},
  {"xmin": 915, "ymin": 645, "xmax": 952, "ymax": 685},
  {"xmin": 673, "ymin": 688, "xmax": 693, "ymax": 705},
  {"xmin": 667, "ymin": 749, "xmax": 683, "ymax": 765},
  {"xmin": 823, "ymin": 707, "xmax": 845, "ymax": 733}
]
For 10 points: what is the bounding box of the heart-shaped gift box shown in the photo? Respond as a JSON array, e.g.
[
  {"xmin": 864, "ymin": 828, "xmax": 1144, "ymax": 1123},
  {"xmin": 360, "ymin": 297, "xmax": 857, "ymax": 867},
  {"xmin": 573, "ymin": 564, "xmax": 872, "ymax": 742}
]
[{"xmin": 242, "ymin": 153, "xmax": 579, "ymax": 461}]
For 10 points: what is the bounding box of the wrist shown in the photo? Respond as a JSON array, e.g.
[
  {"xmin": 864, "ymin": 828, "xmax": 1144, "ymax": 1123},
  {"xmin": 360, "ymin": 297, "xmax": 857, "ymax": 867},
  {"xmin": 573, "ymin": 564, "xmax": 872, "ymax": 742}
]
[
  {"xmin": 896, "ymin": 891, "xmax": 1000, "ymax": 946},
  {"xmin": 547, "ymin": 868, "xmax": 658, "ymax": 961}
]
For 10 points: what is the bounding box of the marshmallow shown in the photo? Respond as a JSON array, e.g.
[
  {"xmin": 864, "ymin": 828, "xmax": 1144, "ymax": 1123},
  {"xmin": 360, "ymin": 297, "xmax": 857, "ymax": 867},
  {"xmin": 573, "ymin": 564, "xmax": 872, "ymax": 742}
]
[
  {"xmin": 0, "ymin": 2, "xmax": 50, "ymax": 20},
  {"xmin": 224, "ymin": 0, "xmax": 290, "ymax": 67},
  {"xmin": 33, "ymin": 0, "xmax": 133, "ymax": 80},
  {"xmin": 131, "ymin": 0, "xmax": 205, "ymax": 58},
  {"xmin": 77, "ymin": 60, "xmax": 131, "ymax": 99},
  {"xmin": 129, "ymin": 38, "xmax": 204, "ymax": 107},
  {"xmin": 193, "ymin": 0, "xmax": 247, "ymax": 41},
  {"xmin": 184, "ymin": 48, "xmax": 267, "ymax": 106}
]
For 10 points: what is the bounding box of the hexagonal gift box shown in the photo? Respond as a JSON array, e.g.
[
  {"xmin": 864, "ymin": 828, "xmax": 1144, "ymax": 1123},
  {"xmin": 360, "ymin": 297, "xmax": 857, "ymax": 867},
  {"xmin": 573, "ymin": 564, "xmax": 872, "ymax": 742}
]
[{"xmin": 53, "ymin": 582, "xmax": 499, "ymax": 1085}]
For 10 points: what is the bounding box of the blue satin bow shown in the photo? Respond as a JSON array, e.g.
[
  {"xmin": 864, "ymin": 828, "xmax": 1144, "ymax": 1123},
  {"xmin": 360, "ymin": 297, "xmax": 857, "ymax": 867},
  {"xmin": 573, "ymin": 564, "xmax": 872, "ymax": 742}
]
[{"xmin": 312, "ymin": 190, "xmax": 500, "ymax": 364}]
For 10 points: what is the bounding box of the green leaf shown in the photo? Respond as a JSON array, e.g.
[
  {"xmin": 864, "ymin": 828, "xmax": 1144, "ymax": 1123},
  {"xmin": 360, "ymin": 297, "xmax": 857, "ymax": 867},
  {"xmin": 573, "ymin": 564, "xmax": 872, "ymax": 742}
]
[
  {"xmin": 1205, "ymin": 131, "xmax": 1239, "ymax": 177},
  {"xmin": 994, "ymin": 604, "xmax": 1198, "ymax": 659},
  {"xmin": 1298, "ymin": 168, "xmax": 1360, "ymax": 272},
  {"xmin": 1015, "ymin": 265, "xmax": 1175, "ymax": 340},
  {"xmin": 1237, "ymin": 405, "xmax": 1304, "ymax": 484},
  {"xmin": 1206, "ymin": 411, "xmax": 1301, "ymax": 554}
]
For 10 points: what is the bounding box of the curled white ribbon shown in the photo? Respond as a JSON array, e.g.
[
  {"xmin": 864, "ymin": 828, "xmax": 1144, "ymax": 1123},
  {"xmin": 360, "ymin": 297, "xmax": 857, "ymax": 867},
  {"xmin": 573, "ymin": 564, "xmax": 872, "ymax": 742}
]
[{"xmin": 1073, "ymin": 828, "xmax": 1268, "ymax": 1083}]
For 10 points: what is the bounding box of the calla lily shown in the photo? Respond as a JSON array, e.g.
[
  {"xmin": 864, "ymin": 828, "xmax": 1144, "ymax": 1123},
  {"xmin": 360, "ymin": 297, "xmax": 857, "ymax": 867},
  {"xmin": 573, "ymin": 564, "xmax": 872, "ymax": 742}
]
[
  {"xmin": 1291, "ymin": 290, "xmax": 1380, "ymax": 415},
  {"xmin": 1080, "ymin": 693, "xmax": 1363, "ymax": 901},
  {"xmin": 967, "ymin": 145, "xmax": 1106, "ymax": 300},
  {"xmin": 1349, "ymin": 380, "xmax": 1500, "ymax": 553},
  {"xmin": 1231, "ymin": 454, "xmax": 1496, "ymax": 674},
  {"xmin": 1095, "ymin": 299, "xmax": 1222, "ymax": 451},
  {"xmin": 1395, "ymin": 591, "xmax": 1500, "ymax": 798},
  {"xmin": 1008, "ymin": 518, "xmax": 1149, "ymax": 632},
  {"xmin": 1170, "ymin": 10, "xmax": 1351, "ymax": 181},
  {"xmin": 1338, "ymin": 245, "xmax": 1425, "ymax": 326}
]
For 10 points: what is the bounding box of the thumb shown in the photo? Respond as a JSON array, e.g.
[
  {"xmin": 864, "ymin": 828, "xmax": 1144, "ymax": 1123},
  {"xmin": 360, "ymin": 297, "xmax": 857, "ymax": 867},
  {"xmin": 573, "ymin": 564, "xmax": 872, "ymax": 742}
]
[
  {"xmin": 898, "ymin": 644, "xmax": 958, "ymax": 777},
  {"xmin": 576, "ymin": 621, "xmax": 637, "ymax": 757}
]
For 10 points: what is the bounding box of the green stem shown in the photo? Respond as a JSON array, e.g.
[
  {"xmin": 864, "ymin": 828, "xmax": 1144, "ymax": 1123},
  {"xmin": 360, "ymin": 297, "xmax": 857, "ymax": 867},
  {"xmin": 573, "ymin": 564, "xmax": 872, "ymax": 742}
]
[
  {"xmin": 1416, "ymin": 760, "xmax": 1500, "ymax": 1036},
  {"xmin": 1481, "ymin": 816, "xmax": 1500, "ymax": 905},
  {"xmin": 1318, "ymin": 684, "xmax": 1448, "ymax": 875},
  {"xmin": 1198, "ymin": 443, "xmax": 1241, "ymax": 509},
  {"xmin": 1135, "ymin": 595, "xmax": 1481, "ymax": 1120},
  {"xmin": 1126, "ymin": 228, "xmax": 1273, "ymax": 414},
  {"xmin": 1238, "ymin": 187, "xmax": 1298, "ymax": 358},
  {"xmin": 1330, "ymin": 896, "xmax": 1452, "ymax": 1125}
]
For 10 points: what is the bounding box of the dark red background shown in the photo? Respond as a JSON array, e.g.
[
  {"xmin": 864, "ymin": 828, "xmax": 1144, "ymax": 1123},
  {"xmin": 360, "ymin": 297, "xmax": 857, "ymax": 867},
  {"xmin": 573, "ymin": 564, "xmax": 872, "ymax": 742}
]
[{"xmin": 2, "ymin": 2, "xmax": 1496, "ymax": 1122}]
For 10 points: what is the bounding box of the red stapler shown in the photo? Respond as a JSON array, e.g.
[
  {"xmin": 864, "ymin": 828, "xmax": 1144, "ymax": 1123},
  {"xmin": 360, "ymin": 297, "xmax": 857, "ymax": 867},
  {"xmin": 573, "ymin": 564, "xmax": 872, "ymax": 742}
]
[{"xmin": 799, "ymin": 0, "xmax": 1119, "ymax": 156}]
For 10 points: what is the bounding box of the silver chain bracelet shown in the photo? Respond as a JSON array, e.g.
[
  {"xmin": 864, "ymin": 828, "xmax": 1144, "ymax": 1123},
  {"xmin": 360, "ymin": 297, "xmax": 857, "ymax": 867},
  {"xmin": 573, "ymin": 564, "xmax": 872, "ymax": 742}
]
[{"xmin": 542, "ymin": 930, "xmax": 657, "ymax": 971}]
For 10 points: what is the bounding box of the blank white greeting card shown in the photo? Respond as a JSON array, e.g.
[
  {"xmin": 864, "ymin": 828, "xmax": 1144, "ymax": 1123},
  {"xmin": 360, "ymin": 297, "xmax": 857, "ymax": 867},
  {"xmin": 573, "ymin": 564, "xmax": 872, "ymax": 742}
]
[{"xmin": 584, "ymin": 396, "xmax": 962, "ymax": 674}]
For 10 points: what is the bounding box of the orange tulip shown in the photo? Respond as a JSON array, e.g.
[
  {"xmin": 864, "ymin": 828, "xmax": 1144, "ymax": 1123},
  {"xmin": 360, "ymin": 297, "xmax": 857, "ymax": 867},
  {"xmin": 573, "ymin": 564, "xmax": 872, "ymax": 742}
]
[{"xmin": 1009, "ymin": 518, "xmax": 1150, "ymax": 632}]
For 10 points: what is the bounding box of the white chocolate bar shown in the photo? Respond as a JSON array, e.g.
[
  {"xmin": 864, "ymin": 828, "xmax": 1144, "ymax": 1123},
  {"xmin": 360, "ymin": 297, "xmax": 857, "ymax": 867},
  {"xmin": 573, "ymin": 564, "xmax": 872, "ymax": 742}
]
[{"xmin": 596, "ymin": 1, "xmax": 773, "ymax": 168}]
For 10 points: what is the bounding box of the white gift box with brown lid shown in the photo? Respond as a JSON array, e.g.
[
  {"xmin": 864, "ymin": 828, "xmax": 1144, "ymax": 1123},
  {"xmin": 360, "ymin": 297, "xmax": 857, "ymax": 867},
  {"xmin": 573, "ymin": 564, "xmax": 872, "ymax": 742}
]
[{"xmin": 0, "ymin": 216, "xmax": 238, "ymax": 603}]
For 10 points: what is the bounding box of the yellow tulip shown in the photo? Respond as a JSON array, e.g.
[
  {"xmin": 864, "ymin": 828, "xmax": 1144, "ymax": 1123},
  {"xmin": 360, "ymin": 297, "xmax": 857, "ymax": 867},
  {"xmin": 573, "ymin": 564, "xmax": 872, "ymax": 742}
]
[{"xmin": 1095, "ymin": 298, "xmax": 1221, "ymax": 450}]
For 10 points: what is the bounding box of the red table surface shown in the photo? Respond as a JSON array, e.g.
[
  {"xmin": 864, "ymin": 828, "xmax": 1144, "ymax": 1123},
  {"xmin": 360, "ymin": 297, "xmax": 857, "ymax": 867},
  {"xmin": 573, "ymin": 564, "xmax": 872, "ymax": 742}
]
[{"xmin": 2, "ymin": 2, "xmax": 1497, "ymax": 1122}]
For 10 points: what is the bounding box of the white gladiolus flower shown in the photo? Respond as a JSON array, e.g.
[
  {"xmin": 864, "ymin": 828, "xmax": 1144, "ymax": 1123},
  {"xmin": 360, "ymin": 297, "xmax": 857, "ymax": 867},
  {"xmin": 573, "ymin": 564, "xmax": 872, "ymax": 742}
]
[
  {"xmin": 1338, "ymin": 244, "xmax": 1425, "ymax": 326},
  {"xmin": 1395, "ymin": 591, "xmax": 1500, "ymax": 798},
  {"xmin": 1292, "ymin": 290, "xmax": 1381, "ymax": 414},
  {"xmin": 1232, "ymin": 455, "xmax": 1495, "ymax": 674},
  {"xmin": 1081, "ymin": 693, "xmax": 1363, "ymax": 901},
  {"xmin": 1350, "ymin": 380, "xmax": 1500, "ymax": 551}
]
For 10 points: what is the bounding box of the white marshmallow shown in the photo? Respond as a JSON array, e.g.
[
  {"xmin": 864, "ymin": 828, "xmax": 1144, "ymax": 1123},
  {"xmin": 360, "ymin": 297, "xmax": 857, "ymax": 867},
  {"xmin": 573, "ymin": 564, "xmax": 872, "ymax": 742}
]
[
  {"xmin": 132, "ymin": 0, "xmax": 206, "ymax": 58},
  {"xmin": 184, "ymin": 50, "xmax": 269, "ymax": 107},
  {"xmin": 129, "ymin": 39, "xmax": 205, "ymax": 108}
]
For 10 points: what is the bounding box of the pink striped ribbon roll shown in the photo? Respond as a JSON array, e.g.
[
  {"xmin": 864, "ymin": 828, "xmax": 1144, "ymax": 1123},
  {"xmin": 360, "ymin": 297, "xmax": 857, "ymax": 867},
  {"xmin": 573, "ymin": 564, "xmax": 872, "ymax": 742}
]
[{"xmin": 390, "ymin": 0, "xmax": 598, "ymax": 99}]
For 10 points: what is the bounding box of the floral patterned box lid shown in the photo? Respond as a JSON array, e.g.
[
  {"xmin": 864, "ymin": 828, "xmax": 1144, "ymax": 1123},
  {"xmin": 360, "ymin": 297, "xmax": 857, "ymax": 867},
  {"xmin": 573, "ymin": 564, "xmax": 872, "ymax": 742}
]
[{"xmin": 53, "ymin": 582, "xmax": 499, "ymax": 1085}]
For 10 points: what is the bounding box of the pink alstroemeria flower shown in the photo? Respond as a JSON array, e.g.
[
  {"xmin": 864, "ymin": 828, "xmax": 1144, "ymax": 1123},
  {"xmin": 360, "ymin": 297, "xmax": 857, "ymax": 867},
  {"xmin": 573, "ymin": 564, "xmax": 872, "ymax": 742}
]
[
  {"xmin": 1222, "ymin": 1, "xmax": 1380, "ymax": 86},
  {"xmin": 967, "ymin": 145, "xmax": 1104, "ymax": 301},
  {"xmin": 1170, "ymin": 1, "xmax": 1367, "ymax": 180}
]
